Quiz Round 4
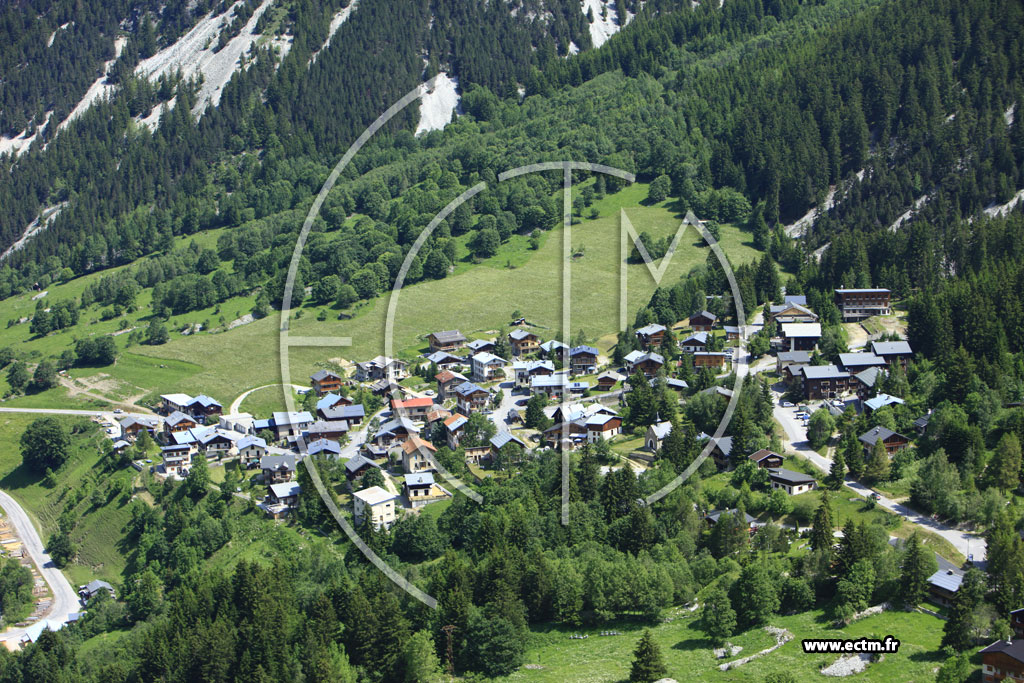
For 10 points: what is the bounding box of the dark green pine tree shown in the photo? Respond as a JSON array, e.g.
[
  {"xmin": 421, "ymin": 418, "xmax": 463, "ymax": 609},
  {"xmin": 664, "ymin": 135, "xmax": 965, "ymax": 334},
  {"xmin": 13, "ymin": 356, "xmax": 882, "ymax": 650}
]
[
  {"xmin": 629, "ymin": 630, "xmax": 668, "ymax": 683},
  {"xmin": 941, "ymin": 569, "xmax": 986, "ymax": 651},
  {"xmin": 809, "ymin": 492, "xmax": 834, "ymax": 556},
  {"xmin": 827, "ymin": 448, "xmax": 845, "ymax": 490}
]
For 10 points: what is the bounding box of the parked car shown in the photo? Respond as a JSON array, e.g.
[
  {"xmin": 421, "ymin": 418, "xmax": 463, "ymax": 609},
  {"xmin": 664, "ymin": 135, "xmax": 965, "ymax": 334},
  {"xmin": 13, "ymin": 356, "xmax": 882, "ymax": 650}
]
[
  {"xmin": 781, "ymin": 401, "xmax": 794, "ymax": 408},
  {"xmin": 113, "ymin": 408, "xmax": 123, "ymax": 414},
  {"xmin": 870, "ymin": 493, "xmax": 881, "ymax": 501}
]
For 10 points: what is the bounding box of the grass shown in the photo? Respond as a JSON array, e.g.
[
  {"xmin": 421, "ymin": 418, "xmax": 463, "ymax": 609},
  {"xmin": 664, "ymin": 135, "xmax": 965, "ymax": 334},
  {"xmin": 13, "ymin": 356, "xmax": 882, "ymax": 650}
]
[
  {"xmin": 0, "ymin": 414, "xmax": 134, "ymax": 585},
  {"xmin": 504, "ymin": 607, "xmax": 948, "ymax": 682}
]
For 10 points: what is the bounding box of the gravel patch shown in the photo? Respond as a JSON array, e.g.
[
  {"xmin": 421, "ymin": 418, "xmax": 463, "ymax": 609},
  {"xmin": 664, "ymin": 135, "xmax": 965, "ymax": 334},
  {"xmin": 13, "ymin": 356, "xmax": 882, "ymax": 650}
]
[{"xmin": 821, "ymin": 653, "xmax": 872, "ymax": 677}]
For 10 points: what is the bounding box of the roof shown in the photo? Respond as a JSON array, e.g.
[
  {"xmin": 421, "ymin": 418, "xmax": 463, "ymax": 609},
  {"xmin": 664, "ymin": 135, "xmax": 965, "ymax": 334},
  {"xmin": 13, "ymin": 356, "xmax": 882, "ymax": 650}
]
[
  {"xmin": 307, "ymin": 438, "xmax": 342, "ymax": 455},
  {"xmin": 472, "ymin": 351, "xmax": 507, "ymax": 365},
  {"xmin": 310, "ymin": 369, "xmax": 342, "ymax": 382},
  {"xmin": 777, "ymin": 351, "xmax": 812, "ymax": 364},
  {"xmin": 402, "ymin": 435, "xmax": 437, "ymax": 454},
  {"xmin": 636, "ymin": 323, "xmax": 666, "ymax": 336},
  {"xmin": 854, "ymin": 366, "xmax": 886, "ymax": 388},
  {"xmin": 693, "ymin": 351, "xmax": 728, "ymax": 357},
  {"xmin": 914, "ymin": 413, "xmax": 931, "ymax": 429},
  {"xmin": 749, "ymin": 449, "xmax": 782, "ymax": 463},
  {"xmin": 165, "ymin": 411, "xmax": 195, "ymax": 426},
  {"xmin": 705, "ymin": 509, "xmax": 756, "ymax": 524},
  {"xmin": 425, "ymin": 350, "xmax": 464, "ymax": 364},
  {"xmin": 508, "ymin": 328, "xmax": 537, "ymax": 341},
  {"xmin": 770, "ymin": 302, "xmax": 817, "ymax": 317},
  {"xmin": 801, "ymin": 365, "xmax": 849, "ymax": 380},
  {"xmin": 345, "ymin": 454, "xmax": 380, "ymax": 473},
  {"xmin": 767, "ymin": 467, "xmax": 816, "ymax": 485},
  {"xmin": 859, "ymin": 425, "xmax": 906, "ymax": 446},
  {"xmin": 119, "ymin": 415, "xmax": 160, "ymax": 429},
  {"xmin": 430, "ymin": 330, "xmax": 466, "ymax": 344},
  {"xmin": 597, "ymin": 370, "xmax": 625, "ymax": 382},
  {"xmin": 838, "ymin": 352, "xmax": 885, "ymax": 368},
  {"xmin": 648, "ymin": 421, "xmax": 672, "ymax": 440},
  {"xmin": 979, "ymin": 639, "xmax": 1024, "ymax": 665},
  {"xmin": 570, "ymin": 345, "xmax": 599, "ymax": 357},
  {"xmin": 191, "ymin": 394, "xmax": 221, "ymax": 408},
  {"xmin": 404, "ymin": 472, "xmax": 435, "ymax": 487},
  {"xmin": 435, "ymin": 369, "xmax": 464, "ymax": 383},
  {"xmin": 237, "ymin": 435, "xmax": 266, "ymax": 450},
  {"xmin": 723, "ymin": 325, "xmax": 741, "ymax": 334},
  {"xmin": 84, "ymin": 579, "xmax": 114, "ymax": 594},
  {"xmin": 539, "ymin": 340, "xmax": 568, "ymax": 352},
  {"xmin": 699, "ymin": 386, "xmax": 734, "ymax": 399},
  {"xmin": 307, "ymin": 420, "xmax": 350, "ymax": 435},
  {"xmin": 623, "ymin": 350, "xmax": 645, "ymax": 364},
  {"xmin": 780, "ymin": 322, "xmax": 822, "ymax": 338},
  {"xmin": 633, "ymin": 351, "xmax": 664, "ymax": 365},
  {"xmin": 111, "ymin": 440, "xmax": 130, "ymax": 450},
  {"xmin": 269, "ymin": 482, "xmax": 301, "ymax": 499},
  {"xmin": 392, "ymin": 397, "xmax": 434, "ymax": 410},
  {"xmin": 322, "ymin": 404, "xmax": 365, "ymax": 421},
  {"xmin": 864, "ymin": 393, "xmax": 905, "ymax": 412},
  {"xmin": 160, "ymin": 393, "xmax": 193, "ymax": 405},
  {"xmin": 353, "ymin": 485, "xmax": 397, "ymax": 506},
  {"xmin": 467, "ymin": 338, "xmax": 495, "ymax": 351},
  {"xmin": 490, "ymin": 432, "xmax": 525, "ymax": 450},
  {"xmin": 710, "ymin": 436, "xmax": 734, "ymax": 456},
  {"xmin": 585, "ymin": 413, "xmax": 618, "ymax": 428},
  {"xmin": 512, "ymin": 360, "xmax": 554, "ymax": 373},
  {"xmin": 260, "ymin": 454, "xmax": 296, "ymax": 471},
  {"xmin": 453, "ymin": 381, "xmax": 487, "ymax": 397},
  {"xmin": 835, "ymin": 288, "xmax": 891, "ymax": 294},
  {"xmin": 681, "ymin": 332, "xmax": 709, "ymax": 345},
  {"xmin": 531, "ymin": 375, "xmax": 568, "ymax": 388},
  {"xmin": 927, "ymin": 569, "xmax": 964, "ymax": 593},
  {"xmin": 444, "ymin": 413, "xmax": 468, "ymax": 432},
  {"xmin": 375, "ymin": 416, "xmax": 419, "ymax": 437},
  {"xmin": 784, "ymin": 294, "xmax": 807, "ymax": 306},
  {"xmin": 870, "ymin": 340, "xmax": 913, "ymax": 356},
  {"xmin": 272, "ymin": 411, "xmax": 314, "ymax": 426},
  {"xmin": 691, "ymin": 310, "xmax": 718, "ymax": 321}
]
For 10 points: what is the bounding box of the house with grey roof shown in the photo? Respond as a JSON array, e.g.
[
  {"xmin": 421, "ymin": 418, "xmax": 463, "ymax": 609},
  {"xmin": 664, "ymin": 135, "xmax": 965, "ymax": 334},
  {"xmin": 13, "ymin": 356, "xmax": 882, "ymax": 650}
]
[
  {"xmin": 767, "ymin": 468, "xmax": 818, "ymax": 495},
  {"xmin": 859, "ymin": 426, "xmax": 910, "ymax": 457},
  {"xmin": 261, "ymin": 454, "xmax": 296, "ymax": 484},
  {"xmin": 870, "ymin": 340, "xmax": 913, "ymax": 369},
  {"xmin": 427, "ymin": 329, "xmax": 467, "ymax": 352}
]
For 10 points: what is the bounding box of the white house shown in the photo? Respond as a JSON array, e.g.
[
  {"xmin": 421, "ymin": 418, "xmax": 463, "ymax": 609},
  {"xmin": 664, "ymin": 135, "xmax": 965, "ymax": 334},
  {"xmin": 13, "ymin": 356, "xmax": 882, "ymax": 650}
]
[{"xmin": 353, "ymin": 486, "xmax": 398, "ymax": 530}]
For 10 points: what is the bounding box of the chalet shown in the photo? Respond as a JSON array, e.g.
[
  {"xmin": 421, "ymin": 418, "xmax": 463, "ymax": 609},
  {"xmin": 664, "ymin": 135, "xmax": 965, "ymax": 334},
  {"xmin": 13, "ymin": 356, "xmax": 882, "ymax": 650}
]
[
  {"xmin": 625, "ymin": 350, "xmax": 664, "ymax": 377},
  {"xmin": 111, "ymin": 439, "xmax": 130, "ymax": 454},
  {"xmin": 723, "ymin": 325, "xmax": 742, "ymax": 341},
  {"xmin": 635, "ymin": 323, "xmax": 667, "ymax": 349},
  {"xmin": 776, "ymin": 350, "xmax": 811, "ymax": 376},
  {"xmin": 160, "ymin": 445, "xmax": 193, "ymax": 477},
  {"xmin": 779, "ymin": 322, "xmax": 821, "ymax": 352},
  {"xmin": 453, "ymin": 382, "xmax": 489, "ymax": 415},
  {"xmin": 646, "ymin": 421, "xmax": 672, "ymax": 452},
  {"xmin": 79, "ymin": 580, "xmax": 115, "ymax": 603},
  {"xmin": 704, "ymin": 509, "xmax": 757, "ymax": 530},
  {"xmin": 197, "ymin": 428, "xmax": 238, "ymax": 456},
  {"xmin": 368, "ymin": 379, "xmax": 403, "ymax": 397},
  {"xmin": 427, "ymin": 330, "xmax": 467, "ymax": 353},
  {"xmin": 159, "ymin": 393, "xmax": 194, "ymax": 415},
  {"xmin": 863, "ymin": 393, "xmax": 904, "ymax": 414},
  {"xmin": 1011, "ymin": 608, "xmax": 1024, "ymax": 639},
  {"xmin": 767, "ymin": 300, "xmax": 819, "ymax": 324},
  {"xmin": 401, "ymin": 435, "xmax": 436, "ymax": 474},
  {"xmin": 548, "ymin": 402, "xmax": 617, "ymax": 426},
  {"xmin": 689, "ymin": 311, "xmax": 718, "ymax": 331},
  {"xmin": 354, "ymin": 355, "xmax": 407, "ymax": 382},
  {"xmin": 596, "ymin": 370, "xmax": 625, "ymax": 391},
  {"xmin": 585, "ymin": 413, "xmax": 622, "ymax": 443},
  {"xmin": 271, "ymin": 411, "xmax": 314, "ymax": 439},
  {"xmin": 980, "ymin": 639, "xmax": 1024, "ymax": 683},
  {"xmin": 927, "ymin": 569, "xmax": 963, "ymax": 607},
  {"xmin": 316, "ymin": 392, "xmax": 352, "ymax": 416},
  {"xmin": 372, "ymin": 416, "xmax": 419, "ymax": 449},
  {"xmin": 353, "ymin": 486, "xmax": 398, "ymax": 530},
  {"xmin": 464, "ymin": 443, "xmax": 491, "ymax": 465},
  {"xmin": 267, "ymin": 482, "xmax": 300, "ymax": 510},
  {"xmin": 540, "ymin": 421, "xmax": 588, "ymax": 450},
  {"xmin": 767, "ymin": 468, "xmax": 817, "ymax": 495},
  {"xmin": 236, "ymin": 435, "xmax": 267, "ymax": 465},
  {"xmin": 424, "ymin": 351, "xmax": 466, "ymax": 369},
  {"xmin": 466, "ymin": 338, "xmax": 496, "ymax": 354},
  {"xmin": 119, "ymin": 415, "xmax": 160, "ymax": 439},
  {"xmin": 471, "ymin": 352, "xmax": 507, "ymax": 382},
  {"xmin": 870, "ymin": 340, "xmax": 913, "ymax": 369},
  {"xmin": 444, "ymin": 413, "xmax": 468, "ymax": 450},
  {"xmin": 306, "ymin": 420, "xmax": 349, "ymax": 441},
  {"xmin": 508, "ymin": 328, "xmax": 541, "ymax": 356},
  {"xmin": 163, "ymin": 411, "xmax": 197, "ymax": 437},
  {"xmin": 569, "ymin": 345, "xmax": 599, "ymax": 375},
  {"xmin": 261, "ymin": 454, "xmax": 296, "ymax": 484},
  {"xmin": 854, "ymin": 366, "xmax": 886, "ymax": 400},
  {"xmin": 310, "ymin": 369, "xmax": 343, "ymax": 396},
  {"xmin": 835, "ymin": 288, "xmax": 891, "ymax": 321},
  {"xmin": 837, "ymin": 352, "xmax": 887, "ymax": 373},
  {"xmin": 748, "ymin": 449, "xmax": 784, "ymax": 469},
  {"xmin": 425, "ymin": 407, "xmax": 451, "ymax": 425},
  {"xmin": 859, "ymin": 426, "xmax": 910, "ymax": 457},
  {"xmin": 184, "ymin": 395, "xmax": 222, "ymax": 422},
  {"xmin": 700, "ymin": 386, "xmax": 735, "ymax": 400},
  {"xmin": 345, "ymin": 454, "xmax": 381, "ymax": 480},
  {"xmin": 404, "ymin": 472, "xmax": 450, "ymax": 508},
  {"xmin": 679, "ymin": 332, "xmax": 709, "ymax": 353},
  {"xmin": 435, "ymin": 369, "xmax": 468, "ymax": 400},
  {"xmin": 512, "ymin": 360, "xmax": 555, "ymax": 389},
  {"xmin": 391, "ymin": 396, "xmax": 435, "ymax": 421},
  {"xmin": 307, "ymin": 438, "xmax": 341, "ymax": 458},
  {"xmin": 710, "ymin": 436, "xmax": 734, "ymax": 470},
  {"xmin": 319, "ymin": 403, "xmax": 364, "ymax": 425},
  {"xmin": 531, "ymin": 375, "xmax": 569, "ymax": 400},
  {"xmin": 692, "ymin": 351, "xmax": 728, "ymax": 369},
  {"xmin": 913, "ymin": 413, "xmax": 931, "ymax": 436},
  {"xmin": 539, "ymin": 340, "xmax": 569, "ymax": 360},
  {"xmin": 800, "ymin": 365, "xmax": 852, "ymax": 400},
  {"xmin": 490, "ymin": 432, "xmax": 526, "ymax": 462},
  {"xmin": 651, "ymin": 376, "xmax": 688, "ymax": 393}
]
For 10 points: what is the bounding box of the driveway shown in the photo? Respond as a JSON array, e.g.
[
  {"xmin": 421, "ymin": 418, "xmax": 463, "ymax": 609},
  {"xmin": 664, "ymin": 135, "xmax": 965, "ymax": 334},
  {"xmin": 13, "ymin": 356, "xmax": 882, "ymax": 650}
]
[
  {"xmin": 489, "ymin": 379, "xmax": 521, "ymax": 434},
  {"xmin": 0, "ymin": 491, "xmax": 80, "ymax": 643}
]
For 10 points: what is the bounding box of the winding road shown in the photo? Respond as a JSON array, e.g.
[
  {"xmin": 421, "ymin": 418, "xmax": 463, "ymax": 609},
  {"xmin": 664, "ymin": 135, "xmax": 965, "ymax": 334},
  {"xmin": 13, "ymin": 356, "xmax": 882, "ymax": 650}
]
[{"xmin": 0, "ymin": 491, "xmax": 79, "ymax": 644}]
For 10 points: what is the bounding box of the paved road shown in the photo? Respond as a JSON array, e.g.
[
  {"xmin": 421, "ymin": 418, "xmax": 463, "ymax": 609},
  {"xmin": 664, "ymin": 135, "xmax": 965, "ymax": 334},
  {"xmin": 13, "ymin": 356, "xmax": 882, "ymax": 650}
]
[
  {"xmin": 767, "ymin": 382, "xmax": 986, "ymax": 562},
  {"xmin": 0, "ymin": 491, "xmax": 79, "ymax": 643}
]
